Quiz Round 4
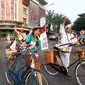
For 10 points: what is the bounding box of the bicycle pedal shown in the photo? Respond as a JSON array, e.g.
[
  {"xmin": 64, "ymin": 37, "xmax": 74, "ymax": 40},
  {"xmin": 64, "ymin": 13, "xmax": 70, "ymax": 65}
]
[
  {"xmin": 66, "ymin": 73, "xmax": 72, "ymax": 77},
  {"xmin": 34, "ymin": 73, "xmax": 37, "ymax": 77},
  {"xmin": 60, "ymin": 66, "xmax": 67, "ymax": 75}
]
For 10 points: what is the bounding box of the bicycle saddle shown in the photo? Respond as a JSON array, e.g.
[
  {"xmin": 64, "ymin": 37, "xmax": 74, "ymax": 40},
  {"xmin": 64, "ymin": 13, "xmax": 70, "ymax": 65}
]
[{"xmin": 60, "ymin": 66, "xmax": 68, "ymax": 75}]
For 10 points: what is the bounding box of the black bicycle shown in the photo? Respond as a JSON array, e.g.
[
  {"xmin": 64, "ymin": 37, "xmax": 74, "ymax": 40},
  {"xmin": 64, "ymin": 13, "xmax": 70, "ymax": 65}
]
[
  {"xmin": 43, "ymin": 43, "xmax": 85, "ymax": 85},
  {"xmin": 5, "ymin": 50, "xmax": 49, "ymax": 85}
]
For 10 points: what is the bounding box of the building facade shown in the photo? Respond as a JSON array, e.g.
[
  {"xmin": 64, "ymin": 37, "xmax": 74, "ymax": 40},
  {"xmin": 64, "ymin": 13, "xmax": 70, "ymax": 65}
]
[
  {"xmin": 29, "ymin": 0, "xmax": 47, "ymax": 27},
  {"xmin": 0, "ymin": 0, "xmax": 47, "ymax": 30},
  {"xmin": 0, "ymin": 0, "xmax": 29, "ymax": 30}
]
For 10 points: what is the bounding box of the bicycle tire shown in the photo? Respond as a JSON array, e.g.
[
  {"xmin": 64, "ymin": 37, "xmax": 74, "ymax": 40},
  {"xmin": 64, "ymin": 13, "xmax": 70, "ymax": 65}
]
[
  {"xmin": 5, "ymin": 58, "xmax": 15, "ymax": 85},
  {"xmin": 44, "ymin": 62, "xmax": 58, "ymax": 76},
  {"xmin": 44, "ymin": 55, "xmax": 59, "ymax": 75},
  {"xmin": 75, "ymin": 61, "xmax": 85, "ymax": 85},
  {"xmin": 25, "ymin": 70, "xmax": 49, "ymax": 85}
]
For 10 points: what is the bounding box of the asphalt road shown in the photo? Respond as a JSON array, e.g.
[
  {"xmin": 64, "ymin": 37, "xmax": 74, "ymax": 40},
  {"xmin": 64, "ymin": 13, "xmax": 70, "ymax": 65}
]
[{"xmin": 0, "ymin": 40, "xmax": 85, "ymax": 85}]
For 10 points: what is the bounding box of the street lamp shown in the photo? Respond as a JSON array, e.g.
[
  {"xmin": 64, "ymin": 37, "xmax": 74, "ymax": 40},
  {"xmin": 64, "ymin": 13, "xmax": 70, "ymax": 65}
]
[
  {"xmin": 46, "ymin": 3, "xmax": 54, "ymax": 8},
  {"xmin": 45, "ymin": 3, "xmax": 54, "ymax": 14}
]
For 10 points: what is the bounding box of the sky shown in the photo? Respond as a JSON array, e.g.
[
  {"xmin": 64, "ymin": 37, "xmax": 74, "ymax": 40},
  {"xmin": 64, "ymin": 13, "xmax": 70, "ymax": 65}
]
[{"xmin": 46, "ymin": 0, "xmax": 85, "ymax": 23}]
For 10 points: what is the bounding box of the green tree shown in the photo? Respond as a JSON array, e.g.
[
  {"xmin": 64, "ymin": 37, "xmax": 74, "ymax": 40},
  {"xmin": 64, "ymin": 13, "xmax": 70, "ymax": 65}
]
[
  {"xmin": 73, "ymin": 13, "xmax": 85, "ymax": 34},
  {"xmin": 53, "ymin": 14, "xmax": 66, "ymax": 32},
  {"xmin": 46, "ymin": 10, "xmax": 70, "ymax": 33},
  {"xmin": 46, "ymin": 10, "xmax": 55, "ymax": 33}
]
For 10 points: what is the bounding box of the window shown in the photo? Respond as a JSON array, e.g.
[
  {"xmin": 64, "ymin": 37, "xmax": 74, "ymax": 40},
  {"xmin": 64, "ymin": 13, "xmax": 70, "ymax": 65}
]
[
  {"xmin": 23, "ymin": 18, "xmax": 27, "ymax": 25},
  {"xmin": 23, "ymin": 8, "xmax": 27, "ymax": 14}
]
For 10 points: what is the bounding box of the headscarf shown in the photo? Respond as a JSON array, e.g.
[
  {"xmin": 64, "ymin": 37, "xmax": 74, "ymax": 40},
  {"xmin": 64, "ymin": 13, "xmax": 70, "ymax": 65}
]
[{"xmin": 65, "ymin": 24, "xmax": 72, "ymax": 30}]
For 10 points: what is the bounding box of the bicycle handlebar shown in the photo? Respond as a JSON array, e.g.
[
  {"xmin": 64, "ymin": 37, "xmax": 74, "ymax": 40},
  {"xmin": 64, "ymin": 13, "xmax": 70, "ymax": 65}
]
[
  {"xmin": 53, "ymin": 43, "xmax": 79, "ymax": 53},
  {"xmin": 59, "ymin": 43, "xmax": 78, "ymax": 47}
]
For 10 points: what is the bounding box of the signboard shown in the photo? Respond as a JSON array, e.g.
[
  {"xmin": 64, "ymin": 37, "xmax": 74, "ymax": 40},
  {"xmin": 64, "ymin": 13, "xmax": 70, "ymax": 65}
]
[
  {"xmin": 29, "ymin": 1, "xmax": 39, "ymax": 26},
  {"xmin": 39, "ymin": 17, "xmax": 49, "ymax": 50},
  {"xmin": 40, "ymin": 32, "xmax": 49, "ymax": 50}
]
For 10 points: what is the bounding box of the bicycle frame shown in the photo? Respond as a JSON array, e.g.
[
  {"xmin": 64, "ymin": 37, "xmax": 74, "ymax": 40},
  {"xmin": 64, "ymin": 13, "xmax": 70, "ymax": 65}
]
[
  {"xmin": 8, "ymin": 57, "xmax": 32, "ymax": 85},
  {"xmin": 53, "ymin": 45, "xmax": 85, "ymax": 75},
  {"xmin": 7, "ymin": 50, "xmax": 39, "ymax": 85},
  {"xmin": 68, "ymin": 58, "xmax": 81, "ymax": 69}
]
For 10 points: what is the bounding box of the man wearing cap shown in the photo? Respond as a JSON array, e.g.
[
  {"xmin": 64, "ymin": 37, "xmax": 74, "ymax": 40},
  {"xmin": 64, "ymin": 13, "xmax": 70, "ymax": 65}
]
[{"xmin": 55, "ymin": 19, "xmax": 78, "ymax": 75}]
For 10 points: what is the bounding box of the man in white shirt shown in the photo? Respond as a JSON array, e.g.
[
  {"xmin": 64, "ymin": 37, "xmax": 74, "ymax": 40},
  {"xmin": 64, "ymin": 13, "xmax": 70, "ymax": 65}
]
[
  {"xmin": 55, "ymin": 19, "xmax": 78, "ymax": 74},
  {"xmin": 59, "ymin": 23, "xmax": 78, "ymax": 68}
]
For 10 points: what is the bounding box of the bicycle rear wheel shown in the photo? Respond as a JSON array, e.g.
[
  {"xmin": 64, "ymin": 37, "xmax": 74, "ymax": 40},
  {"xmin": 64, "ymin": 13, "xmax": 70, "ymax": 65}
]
[
  {"xmin": 44, "ymin": 62, "xmax": 58, "ymax": 76},
  {"xmin": 75, "ymin": 61, "xmax": 85, "ymax": 85},
  {"xmin": 44, "ymin": 55, "xmax": 59, "ymax": 75},
  {"xmin": 5, "ymin": 58, "xmax": 15, "ymax": 85},
  {"xmin": 25, "ymin": 70, "xmax": 48, "ymax": 85}
]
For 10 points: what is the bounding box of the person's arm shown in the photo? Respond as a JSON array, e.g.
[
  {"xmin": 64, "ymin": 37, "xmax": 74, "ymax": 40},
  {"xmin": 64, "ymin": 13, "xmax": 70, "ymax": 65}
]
[
  {"xmin": 60, "ymin": 17, "xmax": 68, "ymax": 34},
  {"xmin": 14, "ymin": 26, "xmax": 19, "ymax": 34},
  {"xmin": 59, "ymin": 23, "xmax": 65, "ymax": 34},
  {"xmin": 25, "ymin": 30, "xmax": 32, "ymax": 43},
  {"xmin": 37, "ymin": 39, "xmax": 41, "ymax": 50},
  {"xmin": 25, "ymin": 34, "xmax": 31, "ymax": 43},
  {"xmin": 59, "ymin": 18, "xmax": 70, "ymax": 44}
]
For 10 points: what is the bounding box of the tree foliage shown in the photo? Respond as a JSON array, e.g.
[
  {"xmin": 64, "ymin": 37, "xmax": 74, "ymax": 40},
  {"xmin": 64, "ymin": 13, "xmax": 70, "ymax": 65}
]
[
  {"xmin": 73, "ymin": 14, "xmax": 85, "ymax": 33},
  {"xmin": 46, "ymin": 10, "xmax": 55, "ymax": 24},
  {"xmin": 46, "ymin": 10, "xmax": 70, "ymax": 33},
  {"xmin": 46, "ymin": 10, "xmax": 55, "ymax": 33},
  {"xmin": 53, "ymin": 14, "xmax": 66, "ymax": 32}
]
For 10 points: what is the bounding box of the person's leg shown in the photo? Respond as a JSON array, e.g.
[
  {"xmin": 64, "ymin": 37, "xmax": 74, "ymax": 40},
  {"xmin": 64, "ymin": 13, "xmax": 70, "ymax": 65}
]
[
  {"xmin": 60, "ymin": 47, "xmax": 72, "ymax": 70},
  {"xmin": 25, "ymin": 52, "xmax": 32, "ymax": 67},
  {"xmin": 37, "ymin": 72, "xmax": 43, "ymax": 85},
  {"xmin": 34, "ymin": 57, "xmax": 43, "ymax": 85},
  {"xmin": 61, "ymin": 53, "xmax": 70, "ymax": 68}
]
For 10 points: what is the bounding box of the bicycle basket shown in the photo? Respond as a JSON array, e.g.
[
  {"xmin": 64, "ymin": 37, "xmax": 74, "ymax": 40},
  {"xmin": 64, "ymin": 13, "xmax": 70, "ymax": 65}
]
[
  {"xmin": 76, "ymin": 48, "xmax": 85, "ymax": 59},
  {"xmin": 43, "ymin": 50, "xmax": 54, "ymax": 64},
  {"xmin": 5, "ymin": 49, "xmax": 17, "ymax": 58}
]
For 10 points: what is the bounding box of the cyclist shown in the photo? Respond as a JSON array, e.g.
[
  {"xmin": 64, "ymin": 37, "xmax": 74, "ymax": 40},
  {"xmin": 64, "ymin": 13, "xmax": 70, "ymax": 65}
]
[
  {"xmin": 13, "ymin": 25, "xmax": 27, "ymax": 54},
  {"xmin": 25, "ymin": 26, "xmax": 42, "ymax": 85},
  {"xmin": 14, "ymin": 25, "xmax": 26, "ymax": 41},
  {"xmin": 55, "ymin": 18, "xmax": 78, "ymax": 73},
  {"xmin": 14, "ymin": 25, "xmax": 26, "ymax": 47}
]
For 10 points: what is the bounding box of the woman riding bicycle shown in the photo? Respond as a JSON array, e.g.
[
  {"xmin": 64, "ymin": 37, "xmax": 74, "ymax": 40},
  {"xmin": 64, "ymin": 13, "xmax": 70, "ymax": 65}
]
[
  {"xmin": 25, "ymin": 26, "xmax": 41, "ymax": 68},
  {"xmin": 25, "ymin": 26, "xmax": 43, "ymax": 85}
]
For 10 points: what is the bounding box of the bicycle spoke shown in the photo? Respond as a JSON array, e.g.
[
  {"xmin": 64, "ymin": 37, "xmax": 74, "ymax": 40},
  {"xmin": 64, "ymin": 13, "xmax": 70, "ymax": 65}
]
[
  {"xmin": 75, "ymin": 61, "xmax": 85, "ymax": 85},
  {"xmin": 25, "ymin": 71, "xmax": 48, "ymax": 85},
  {"xmin": 5, "ymin": 59, "xmax": 15, "ymax": 84},
  {"xmin": 44, "ymin": 62, "xmax": 58, "ymax": 75}
]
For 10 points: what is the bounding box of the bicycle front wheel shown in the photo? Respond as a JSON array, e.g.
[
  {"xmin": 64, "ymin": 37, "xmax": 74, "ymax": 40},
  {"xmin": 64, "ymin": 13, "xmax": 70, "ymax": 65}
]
[
  {"xmin": 5, "ymin": 58, "xmax": 15, "ymax": 85},
  {"xmin": 44, "ymin": 55, "xmax": 59, "ymax": 76},
  {"xmin": 75, "ymin": 61, "xmax": 85, "ymax": 85},
  {"xmin": 25, "ymin": 70, "xmax": 49, "ymax": 85},
  {"xmin": 44, "ymin": 62, "xmax": 58, "ymax": 76}
]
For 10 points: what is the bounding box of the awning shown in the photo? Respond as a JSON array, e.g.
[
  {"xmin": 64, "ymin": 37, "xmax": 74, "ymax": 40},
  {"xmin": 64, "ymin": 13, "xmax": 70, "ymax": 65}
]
[{"xmin": 0, "ymin": 27, "xmax": 30, "ymax": 31}]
